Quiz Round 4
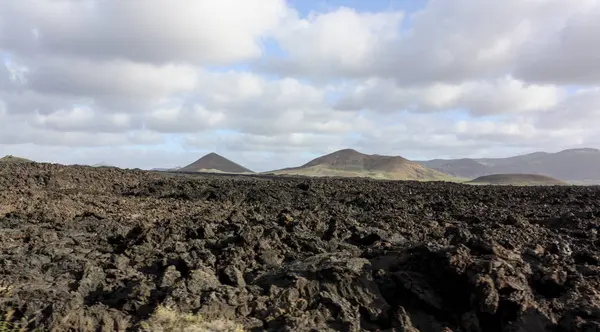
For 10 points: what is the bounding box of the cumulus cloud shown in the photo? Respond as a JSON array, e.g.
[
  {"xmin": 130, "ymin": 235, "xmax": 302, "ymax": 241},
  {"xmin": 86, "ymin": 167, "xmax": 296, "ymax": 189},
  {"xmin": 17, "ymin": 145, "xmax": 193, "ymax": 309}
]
[
  {"xmin": 336, "ymin": 77, "xmax": 562, "ymax": 115},
  {"xmin": 0, "ymin": 115, "xmax": 161, "ymax": 147},
  {"xmin": 535, "ymin": 88, "xmax": 600, "ymax": 129},
  {"xmin": 514, "ymin": 2, "xmax": 600, "ymax": 84},
  {"xmin": 194, "ymin": 132, "xmax": 352, "ymax": 154},
  {"xmin": 1, "ymin": 55, "xmax": 198, "ymax": 114},
  {"xmin": 0, "ymin": 144, "xmax": 198, "ymax": 170},
  {"xmin": 1, "ymin": 0, "xmax": 599, "ymax": 169},
  {"xmin": 265, "ymin": 7, "xmax": 404, "ymax": 77},
  {"xmin": 26, "ymin": 57, "xmax": 198, "ymax": 101},
  {"xmin": 194, "ymin": 71, "xmax": 326, "ymax": 113},
  {"xmin": 263, "ymin": 0, "xmax": 598, "ymax": 85},
  {"xmin": 30, "ymin": 107, "xmax": 137, "ymax": 133},
  {"xmin": 146, "ymin": 106, "xmax": 226, "ymax": 133},
  {"xmin": 0, "ymin": 0, "xmax": 290, "ymax": 65}
]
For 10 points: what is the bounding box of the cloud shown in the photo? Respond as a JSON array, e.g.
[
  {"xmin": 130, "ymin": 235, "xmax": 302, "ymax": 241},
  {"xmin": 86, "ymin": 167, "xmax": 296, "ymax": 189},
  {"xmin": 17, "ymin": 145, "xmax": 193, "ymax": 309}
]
[
  {"xmin": 262, "ymin": 0, "xmax": 598, "ymax": 85},
  {"xmin": 1, "ymin": 55, "xmax": 198, "ymax": 114},
  {"xmin": 190, "ymin": 132, "xmax": 352, "ymax": 154},
  {"xmin": 30, "ymin": 107, "xmax": 137, "ymax": 133},
  {"xmin": 194, "ymin": 71, "xmax": 326, "ymax": 113},
  {"xmin": 0, "ymin": 0, "xmax": 290, "ymax": 65},
  {"xmin": 535, "ymin": 88, "xmax": 600, "ymax": 129},
  {"xmin": 0, "ymin": 144, "xmax": 199, "ymax": 170},
  {"xmin": 146, "ymin": 106, "xmax": 226, "ymax": 133},
  {"xmin": 349, "ymin": 111, "xmax": 595, "ymax": 161},
  {"xmin": 1, "ymin": 0, "xmax": 600, "ymax": 170},
  {"xmin": 336, "ymin": 77, "xmax": 561, "ymax": 115},
  {"xmin": 264, "ymin": 7, "xmax": 404, "ymax": 77},
  {"xmin": 0, "ymin": 111, "xmax": 160, "ymax": 146},
  {"xmin": 26, "ymin": 57, "xmax": 198, "ymax": 100},
  {"xmin": 514, "ymin": 2, "xmax": 600, "ymax": 84}
]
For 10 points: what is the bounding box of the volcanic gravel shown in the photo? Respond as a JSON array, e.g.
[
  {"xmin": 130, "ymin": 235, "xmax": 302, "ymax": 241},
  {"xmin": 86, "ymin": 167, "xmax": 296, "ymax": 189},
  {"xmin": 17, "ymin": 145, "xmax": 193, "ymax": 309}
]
[{"xmin": 1, "ymin": 163, "xmax": 600, "ymax": 331}]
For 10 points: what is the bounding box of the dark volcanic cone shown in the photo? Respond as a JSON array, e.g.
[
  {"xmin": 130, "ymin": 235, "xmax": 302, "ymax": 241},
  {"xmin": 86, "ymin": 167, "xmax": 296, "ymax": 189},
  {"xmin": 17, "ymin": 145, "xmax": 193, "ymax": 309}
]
[{"xmin": 179, "ymin": 152, "xmax": 253, "ymax": 173}]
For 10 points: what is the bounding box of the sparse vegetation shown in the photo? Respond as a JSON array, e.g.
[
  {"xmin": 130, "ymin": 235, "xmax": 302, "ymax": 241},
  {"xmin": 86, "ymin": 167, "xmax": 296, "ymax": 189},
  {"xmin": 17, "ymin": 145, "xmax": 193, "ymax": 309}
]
[
  {"xmin": 140, "ymin": 306, "xmax": 244, "ymax": 332},
  {"xmin": 0, "ymin": 309, "xmax": 39, "ymax": 332},
  {"xmin": 0, "ymin": 156, "xmax": 32, "ymax": 164}
]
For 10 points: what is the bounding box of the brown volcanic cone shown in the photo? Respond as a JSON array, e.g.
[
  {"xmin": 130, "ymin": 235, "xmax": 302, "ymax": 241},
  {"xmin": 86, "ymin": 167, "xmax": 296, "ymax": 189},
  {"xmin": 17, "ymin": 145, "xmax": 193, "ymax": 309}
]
[
  {"xmin": 270, "ymin": 149, "xmax": 454, "ymax": 181},
  {"xmin": 469, "ymin": 173, "xmax": 567, "ymax": 186},
  {"xmin": 179, "ymin": 153, "xmax": 253, "ymax": 174},
  {"xmin": 303, "ymin": 149, "xmax": 415, "ymax": 172}
]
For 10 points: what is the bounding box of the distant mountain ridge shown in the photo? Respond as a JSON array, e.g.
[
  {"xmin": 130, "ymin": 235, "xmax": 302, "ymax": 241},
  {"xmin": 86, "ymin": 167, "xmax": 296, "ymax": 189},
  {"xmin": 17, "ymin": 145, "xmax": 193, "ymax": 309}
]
[
  {"xmin": 417, "ymin": 148, "xmax": 600, "ymax": 182},
  {"xmin": 268, "ymin": 149, "xmax": 455, "ymax": 181},
  {"xmin": 179, "ymin": 153, "xmax": 253, "ymax": 174}
]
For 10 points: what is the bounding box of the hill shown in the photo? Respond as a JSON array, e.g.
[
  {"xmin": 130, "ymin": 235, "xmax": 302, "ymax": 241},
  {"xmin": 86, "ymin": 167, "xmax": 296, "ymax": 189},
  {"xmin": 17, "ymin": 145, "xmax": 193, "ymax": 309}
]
[
  {"xmin": 0, "ymin": 155, "xmax": 33, "ymax": 164},
  {"xmin": 92, "ymin": 162, "xmax": 114, "ymax": 168},
  {"xmin": 417, "ymin": 148, "xmax": 600, "ymax": 182},
  {"xmin": 421, "ymin": 158, "xmax": 489, "ymax": 178},
  {"xmin": 468, "ymin": 174, "xmax": 567, "ymax": 186},
  {"xmin": 267, "ymin": 149, "xmax": 456, "ymax": 181},
  {"xmin": 178, "ymin": 153, "xmax": 253, "ymax": 174},
  {"xmin": 151, "ymin": 167, "xmax": 182, "ymax": 172}
]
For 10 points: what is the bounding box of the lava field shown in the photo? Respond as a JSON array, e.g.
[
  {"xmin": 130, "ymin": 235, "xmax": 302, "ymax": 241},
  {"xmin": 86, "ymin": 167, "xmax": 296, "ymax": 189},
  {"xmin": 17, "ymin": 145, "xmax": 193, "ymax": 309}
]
[{"xmin": 1, "ymin": 163, "xmax": 600, "ymax": 331}]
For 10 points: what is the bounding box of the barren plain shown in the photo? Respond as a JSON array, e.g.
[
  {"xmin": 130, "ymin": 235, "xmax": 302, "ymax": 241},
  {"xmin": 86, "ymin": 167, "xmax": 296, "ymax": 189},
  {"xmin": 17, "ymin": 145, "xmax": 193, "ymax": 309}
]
[{"xmin": 1, "ymin": 163, "xmax": 599, "ymax": 331}]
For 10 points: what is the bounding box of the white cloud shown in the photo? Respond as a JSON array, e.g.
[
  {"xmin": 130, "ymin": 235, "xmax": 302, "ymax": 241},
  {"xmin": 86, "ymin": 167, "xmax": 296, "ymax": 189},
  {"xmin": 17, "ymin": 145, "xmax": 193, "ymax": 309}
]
[
  {"xmin": 1, "ymin": 0, "xmax": 600, "ymax": 169},
  {"xmin": 0, "ymin": 111, "xmax": 160, "ymax": 146},
  {"xmin": 205, "ymin": 132, "xmax": 352, "ymax": 154},
  {"xmin": 195, "ymin": 71, "xmax": 326, "ymax": 112},
  {"xmin": 146, "ymin": 106, "xmax": 226, "ymax": 133},
  {"xmin": 336, "ymin": 77, "xmax": 561, "ymax": 115},
  {"xmin": 0, "ymin": 0, "xmax": 290, "ymax": 65},
  {"xmin": 267, "ymin": 7, "xmax": 403, "ymax": 76},
  {"xmin": 30, "ymin": 107, "xmax": 137, "ymax": 132},
  {"xmin": 26, "ymin": 57, "xmax": 198, "ymax": 100},
  {"xmin": 455, "ymin": 118, "xmax": 538, "ymax": 140},
  {"xmin": 535, "ymin": 88, "xmax": 600, "ymax": 129},
  {"xmin": 0, "ymin": 144, "xmax": 199, "ymax": 170},
  {"xmin": 262, "ymin": 0, "xmax": 599, "ymax": 85},
  {"xmin": 514, "ymin": 2, "xmax": 600, "ymax": 84},
  {"xmin": 1, "ymin": 55, "xmax": 198, "ymax": 114}
]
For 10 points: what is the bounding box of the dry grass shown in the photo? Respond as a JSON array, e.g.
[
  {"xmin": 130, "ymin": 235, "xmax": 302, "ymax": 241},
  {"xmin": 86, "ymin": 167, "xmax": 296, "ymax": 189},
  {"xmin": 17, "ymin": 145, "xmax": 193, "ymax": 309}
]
[
  {"xmin": 0, "ymin": 281, "xmax": 40, "ymax": 331},
  {"xmin": 0, "ymin": 309, "xmax": 40, "ymax": 332},
  {"xmin": 140, "ymin": 306, "xmax": 244, "ymax": 332},
  {"xmin": 0, "ymin": 156, "xmax": 32, "ymax": 164},
  {"xmin": 0, "ymin": 281, "xmax": 11, "ymax": 295},
  {"xmin": 266, "ymin": 164, "xmax": 460, "ymax": 182},
  {"xmin": 180, "ymin": 169, "xmax": 254, "ymax": 175}
]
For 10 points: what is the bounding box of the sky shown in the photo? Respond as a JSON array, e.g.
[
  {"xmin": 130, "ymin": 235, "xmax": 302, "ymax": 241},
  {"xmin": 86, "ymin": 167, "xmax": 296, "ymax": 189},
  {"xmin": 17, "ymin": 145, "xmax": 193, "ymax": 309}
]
[{"xmin": 1, "ymin": 0, "xmax": 600, "ymax": 172}]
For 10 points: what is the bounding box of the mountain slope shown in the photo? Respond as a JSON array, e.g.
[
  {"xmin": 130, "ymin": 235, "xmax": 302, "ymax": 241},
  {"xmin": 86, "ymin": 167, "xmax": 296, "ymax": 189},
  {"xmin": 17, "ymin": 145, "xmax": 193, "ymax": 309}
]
[
  {"xmin": 178, "ymin": 153, "xmax": 253, "ymax": 174},
  {"xmin": 267, "ymin": 149, "xmax": 456, "ymax": 181},
  {"xmin": 0, "ymin": 155, "xmax": 33, "ymax": 164},
  {"xmin": 421, "ymin": 158, "xmax": 489, "ymax": 178},
  {"xmin": 418, "ymin": 148, "xmax": 600, "ymax": 182}
]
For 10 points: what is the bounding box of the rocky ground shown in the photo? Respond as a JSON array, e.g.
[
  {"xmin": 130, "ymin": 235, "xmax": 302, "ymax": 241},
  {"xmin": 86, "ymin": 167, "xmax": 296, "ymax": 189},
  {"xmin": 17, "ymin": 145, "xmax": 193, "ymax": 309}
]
[{"xmin": 1, "ymin": 163, "xmax": 599, "ymax": 331}]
